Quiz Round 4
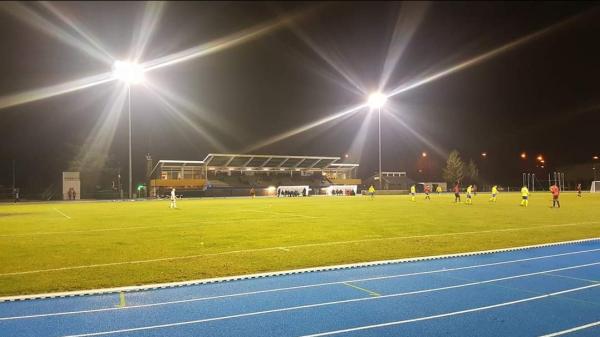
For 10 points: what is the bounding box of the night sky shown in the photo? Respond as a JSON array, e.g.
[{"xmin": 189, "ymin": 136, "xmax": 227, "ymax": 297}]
[{"xmin": 1, "ymin": 1, "xmax": 599, "ymax": 192}]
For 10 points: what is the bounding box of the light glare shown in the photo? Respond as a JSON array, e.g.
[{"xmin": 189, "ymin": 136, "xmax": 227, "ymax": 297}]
[
  {"xmin": 368, "ymin": 92, "xmax": 387, "ymax": 109},
  {"xmin": 113, "ymin": 61, "xmax": 144, "ymax": 84}
]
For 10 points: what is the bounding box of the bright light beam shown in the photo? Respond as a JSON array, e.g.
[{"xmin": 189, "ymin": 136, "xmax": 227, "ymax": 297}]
[
  {"xmin": 39, "ymin": 1, "xmax": 115, "ymax": 62},
  {"xmin": 74, "ymin": 84, "xmax": 128, "ymax": 170},
  {"xmin": 285, "ymin": 20, "xmax": 367, "ymax": 95},
  {"xmin": 141, "ymin": 10, "xmax": 306, "ymax": 72},
  {"xmin": 130, "ymin": 1, "xmax": 166, "ymax": 63},
  {"xmin": 144, "ymin": 84, "xmax": 229, "ymax": 152},
  {"xmin": 344, "ymin": 107, "xmax": 374, "ymax": 164},
  {"xmin": 144, "ymin": 79, "xmax": 241, "ymax": 141},
  {"xmin": 244, "ymin": 103, "xmax": 367, "ymax": 153},
  {"xmin": 0, "ymin": 2, "xmax": 113, "ymax": 65},
  {"xmin": 386, "ymin": 106, "xmax": 448, "ymax": 158},
  {"xmin": 379, "ymin": 1, "xmax": 429, "ymax": 89},
  {"xmin": 387, "ymin": 9, "xmax": 593, "ymax": 98},
  {"xmin": 0, "ymin": 72, "xmax": 114, "ymax": 110}
]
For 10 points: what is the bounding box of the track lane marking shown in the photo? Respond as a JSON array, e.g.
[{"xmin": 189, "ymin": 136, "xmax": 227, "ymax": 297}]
[
  {"xmin": 2, "ymin": 222, "xmax": 598, "ymax": 276},
  {"xmin": 538, "ymin": 321, "xmax": 600, "ymax": 336},
  {"xmin": 299, "ymin": 284, "xmax": 600, "ymax": 337},
  {"xmin": 3, "ymin": 258, "xmax": 598, "ymax": 322},
  {"xmin": 59, "ymin": 283, "xmax": 600, "ymax": 337}
]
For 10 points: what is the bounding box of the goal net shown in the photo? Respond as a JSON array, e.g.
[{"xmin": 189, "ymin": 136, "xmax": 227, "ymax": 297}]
[{"xmin": 591, "ymin": 181, "xmax": 600, "ymax": 193}]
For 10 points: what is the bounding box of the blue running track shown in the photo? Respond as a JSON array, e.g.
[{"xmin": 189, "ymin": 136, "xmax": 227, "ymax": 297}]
[{"xmin": 1, "ymin": 239, "xmax": 599, "ymax": 337}]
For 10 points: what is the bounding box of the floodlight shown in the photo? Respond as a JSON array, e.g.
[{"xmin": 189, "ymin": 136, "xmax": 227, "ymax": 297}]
[
  {"xmin": 481, "ymin": 152, "xmax": 487, "ymax": 158},
  {"xmin": 520, "ymin": 152, "xmax": 527, "ymax": 159},
  {"xmin": 422, "ymin": 152, "xmax": 427, "ymax": 157},
  {"xmin": 536, "ymin": 155, "xmax": 543, "ymax": 161},
  {"xmin": 113, "ymin": 61, "xmax": 144, "ymax": 84},
  {"xmin": 594, "ymin": 156, "xmax": 599, "ymax": 160},
  {"xmin": 367, "ymin": 92, "xmax": 387, "ymax": 109}
]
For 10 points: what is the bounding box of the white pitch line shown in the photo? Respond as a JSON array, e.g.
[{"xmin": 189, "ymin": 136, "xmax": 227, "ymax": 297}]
[
  {"xmin": 298, "ymin": 284, "xmax": 600, "ymax": 337},
  {"xmin": 59, "ymin": 281, "xmax": 600, "ymax": 337},
  {"xmin": 538, "ymin": 321, "xmax": 600, "ymax": 337},
  {"xmin": 52, "ymin": 208, "xmax": 71, "ymax": 219},
  {"xmin": 0, "ymin": 222, "xmax": 598, "ymax": 277},
  {"xmin": 3, "ymin": 257, "xmax": 599, "ymax": 322},
  {"xmin": 244, "ymin": 209, "xmax": 320, "ymax": 219}
]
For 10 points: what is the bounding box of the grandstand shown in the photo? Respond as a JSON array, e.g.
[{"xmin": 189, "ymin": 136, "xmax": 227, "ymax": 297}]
[{"xmin": 149, "ymin": 154, "xmax": 360, "ymax": 197}]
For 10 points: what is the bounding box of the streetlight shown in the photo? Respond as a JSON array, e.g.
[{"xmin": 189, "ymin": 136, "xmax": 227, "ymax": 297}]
[
  {"xmin": 112, "ymin": 60, "xmax": 145, "ymax": 199},
  {"xmin": 367, "ymin": 92, "xmax": 387, "ymax": 190}
]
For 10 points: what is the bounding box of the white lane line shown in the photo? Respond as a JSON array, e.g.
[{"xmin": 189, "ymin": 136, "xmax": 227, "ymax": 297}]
[
  {"xmin": 539, "ymin": 321, "xmax": 600, "ymax": 337},
  {"xmin": 299, "ymin": 284, "xmax": 600, "ymax": 337},
  {"xmin": 244, "ymin": 209, "xmax": 320, "ymax": 219},
  {"xmin": 0, "ymin": 223, "xmax": 201, "ymax": 237},
  {"xmin": 3, "ymin": 257, "xmax": 598, "ymax": 322},
  {"xmin": 284, "ymin": 222, "xmax": 600, "ymax": 250},
  {"xmin": 52, "ymin": 208, "xmax": 71, "ymax": 219},
  {"xmin": 59, "ymin": 283, "xmax": 600, "ymax": 337},
  {"xmin": 278, "ymin": 247, "xmax": 291, "ymax": 252},
  {"xmin": 2, "ymin": 222, "xmax": 598, "ymax": 277}
]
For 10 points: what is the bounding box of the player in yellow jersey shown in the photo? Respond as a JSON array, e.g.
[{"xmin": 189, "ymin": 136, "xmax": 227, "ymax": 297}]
[
  {"xmin": 466, "ymin": 185, "xmax": 473, "ymax": 204},
  {"xmin": 489, "ymin": 185, "xmax": 498, "ymax": 202},
  {"xmin": 520, "ymin": 186, "xmax": 529, "ymax": 207},
  {"xmin": 436, "ymin": 185, "xmax": 442, "ymax": 195},
  {"xmin": 368, "ymin": 185, "xmax": 375, "ymax": 199},
  {"xmin": 410, "ymin": 185, "xmax": 416, "ymax": 202}
]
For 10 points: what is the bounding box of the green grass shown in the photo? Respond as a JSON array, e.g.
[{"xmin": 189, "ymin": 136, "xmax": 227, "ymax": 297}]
[{"xmin": 0, "ymin": 192, "xmax": 599, "ymax": 296}]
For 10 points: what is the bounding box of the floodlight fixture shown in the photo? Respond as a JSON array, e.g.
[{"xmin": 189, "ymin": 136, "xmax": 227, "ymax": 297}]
[
  {"xmin": 367, "ymin": 92, "xmax": 387, "ymax": 109},
  {"xmin": 422, "ymin": 152, "xmax": 427, "ymax": 157},
  {"xmin": 112, "ymin": 61, "xmax": 145, "ymax": 84}
]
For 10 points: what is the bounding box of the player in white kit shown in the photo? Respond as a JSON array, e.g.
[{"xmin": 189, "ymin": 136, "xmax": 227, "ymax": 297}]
[{"xmin": 170, "ymin": 188, "xmax": 177, "ymax": 209}]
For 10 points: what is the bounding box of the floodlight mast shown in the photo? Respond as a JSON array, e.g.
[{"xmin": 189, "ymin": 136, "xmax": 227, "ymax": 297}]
[
  {"xmin": 112, "ymin": 61, "xmax": 144, "ymax": 199},
  {"xmin": 368, "ymin": 92, "xmax": 388, "ymax": 190}
]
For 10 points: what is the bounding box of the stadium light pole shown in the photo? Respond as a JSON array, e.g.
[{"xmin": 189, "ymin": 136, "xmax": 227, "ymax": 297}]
[
  {"xmin": 368, "ymin": 92, "xmax": 387, "ymax": 190},
  {"xmin": 112, "ymin": 61, "xmax": 144, "ymax": 199}
]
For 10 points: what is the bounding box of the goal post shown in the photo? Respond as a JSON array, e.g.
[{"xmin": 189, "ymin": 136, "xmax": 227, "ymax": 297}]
[{"xmin": 591, "ymin": 181, "xmax": 600, "ymax": 193}]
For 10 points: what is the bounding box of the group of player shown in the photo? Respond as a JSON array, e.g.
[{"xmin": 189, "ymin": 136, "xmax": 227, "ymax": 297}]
[{"xmin": 367, "ymin": 182, "xmax": 569, "ymax": 208}]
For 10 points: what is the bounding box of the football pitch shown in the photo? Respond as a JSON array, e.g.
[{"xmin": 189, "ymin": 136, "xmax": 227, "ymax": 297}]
[{"xmin": 0, "ymin": 193, "xmax": 599, "ymax": 297}]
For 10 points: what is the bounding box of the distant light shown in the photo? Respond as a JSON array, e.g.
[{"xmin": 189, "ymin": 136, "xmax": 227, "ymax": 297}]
[
  {"xmin": 481, "ymin": 152, "xmax": 487, "ymax": 158},
  {"xmin": 367, "ymin": 92, "xmax": 387, "ymax": 109},
  {"xmin": 541, "ymin": 166, "xmax": 545, "ymax": 168},
  {"xmin": 421, "ymin": 152, "xmax": 427, "ymax": 158},
  {"xmin": 344, "ymin": 154, "xmax": 349, "ymax": 158},
  {"xmin": 536, "ymin": 155, "xmax": 543, "ymax": 161},
  {"xmin": 279, "ymin": 168, "xmax": 285, "ymax": 171},
  {"xmin": 266, "ymin": 186, "xmax": 276, "ymax": 192},
  {"xmin": 540, "ymin": 160, "xmax": 545, "ymax": 164},
  {"xmin": 594, "ymin": 156, "xmax": 599, "ymax": 160},
  {"xmin": 520, "ymin": 152, "xmax": 527, "ymax": 159},
  {"xmin": 112, "ymin": 61, "xmax": 144, "ymax": 84},
  {"xmin": 418, "ymin": 169, "xmax": 423, "ymax": 173},
  {"xmin": 263, "ymin": 168, "xmax": 270, "ymax": 171},
  {"xmin": 245, "ymin": 167, "xmax": 252, "ymax": 171}
]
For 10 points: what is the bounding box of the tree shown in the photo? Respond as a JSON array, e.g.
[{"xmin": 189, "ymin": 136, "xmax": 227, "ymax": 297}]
[
  {"xmin": 442, "ymin": 150, "xmax": 465, "ymax": 185},
  {"xmin": 466, "ymin": 159, "xmax": 479, "ymax": 184}
]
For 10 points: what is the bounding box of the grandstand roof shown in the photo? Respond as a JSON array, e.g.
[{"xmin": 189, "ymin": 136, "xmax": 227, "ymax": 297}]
[{"xmin": 202, "ymin": 154, "xmax": 355, "ymax": 170}]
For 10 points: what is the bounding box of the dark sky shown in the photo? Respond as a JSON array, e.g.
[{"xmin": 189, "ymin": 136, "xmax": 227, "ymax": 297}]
[{"xmin": 1, "ymin": 1, "xmax": 599, "ymax": 191}]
